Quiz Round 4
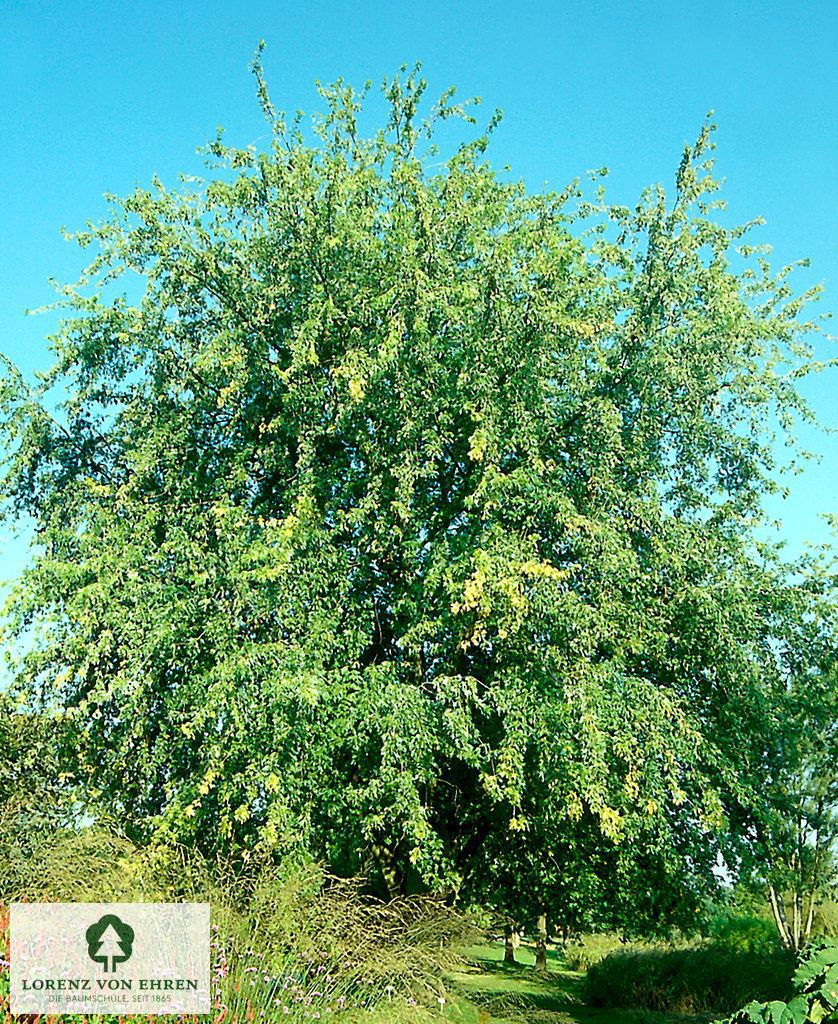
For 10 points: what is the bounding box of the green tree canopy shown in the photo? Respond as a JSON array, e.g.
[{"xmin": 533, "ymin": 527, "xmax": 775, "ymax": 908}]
[{"xmin": 1, "ymin": 58, "xmax": 834, "ymax": 920}]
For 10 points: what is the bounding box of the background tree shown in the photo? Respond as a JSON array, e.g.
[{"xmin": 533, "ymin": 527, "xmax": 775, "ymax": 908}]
[
  {"xmin": 1, "ymin": 55, "xmax": 833, "ymax": 928},
  {"xmin": 744, "ymin": 650, "xmax": 837, "ymax": 951},
  {"xmin": 0, "ymin": 693, "xmax": 71, "ymax": 891}
]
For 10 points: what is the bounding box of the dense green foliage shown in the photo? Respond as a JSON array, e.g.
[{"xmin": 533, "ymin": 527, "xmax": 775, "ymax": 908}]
[
  {"xmin": 710, "ymin": 912, "xmax": 789, "ymax": 956},
  {"xmin": 1, "ymin": 56, "xmax": 834, "ymax": 934},
  {"xmin": 727, "ymin": 941, "xmax": 838, "ymax": 1023},
  {"xmin": 0, "ymin": 693, "xmax": 70, "ymax": 886},
  {"xmin": 563, "ymin": 932, "xmax": 628, "ymax": 971},
  {"xmin": 585, "ymin": 944, "xmax": 795, "ymax": 1015}
]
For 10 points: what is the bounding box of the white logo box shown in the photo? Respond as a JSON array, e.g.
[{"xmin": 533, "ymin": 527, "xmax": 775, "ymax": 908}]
[{"xmin": 11, "ymin": 902, "xmax": 210, "ymax": 1014}]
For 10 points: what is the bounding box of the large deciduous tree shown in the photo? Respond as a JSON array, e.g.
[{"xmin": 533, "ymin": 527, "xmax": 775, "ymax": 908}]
[{"xmin": 1, "ymin": 56, "xmax": 834, "ymax": 921}]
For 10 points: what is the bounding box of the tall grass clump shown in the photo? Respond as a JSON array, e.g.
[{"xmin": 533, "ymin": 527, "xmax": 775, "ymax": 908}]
[
  {"xmin": 214, "ymin": 863, "xmax": 472, "ymax": 1019},
  {"xmin": 726, "ymin": 940, "xmax": 838, "ymax": 1023},
  {"xmin": 0, "ymin": 827, "xmax": 475, "ymax": 1023},
  {"xmin": 584, "ymin": 945, "xmax": 795, "ymax": 1015}
]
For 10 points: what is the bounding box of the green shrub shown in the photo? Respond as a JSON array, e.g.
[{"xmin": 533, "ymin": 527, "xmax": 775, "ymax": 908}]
[
  {"xmin": 564, "ymin": 932, "xmax": 628, "ymax": 971},
  {"xmin": 585, "ymin": 945, "xmax": 795, "ymax": 1015},
  {"xmin": 726, "ymin": 940, "xmax": 838, "ymax": 1023},
  {"xmin": 710, "ymin": 913, "xmax": 785, "ymax": 956}
]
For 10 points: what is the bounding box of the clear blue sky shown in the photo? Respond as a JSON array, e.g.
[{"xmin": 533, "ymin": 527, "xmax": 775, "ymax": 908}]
[{"xmin": 1, "ymin": 0, "xmax": 836, "ymax": 590}]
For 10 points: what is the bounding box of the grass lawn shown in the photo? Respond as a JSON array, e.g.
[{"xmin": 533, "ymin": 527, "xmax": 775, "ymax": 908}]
[{"xmin": 444, "ymin": 940, "xmax": 714, "ymax": 1024}]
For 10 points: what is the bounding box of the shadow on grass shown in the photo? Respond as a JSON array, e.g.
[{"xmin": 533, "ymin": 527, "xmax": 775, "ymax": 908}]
[{"xmin": 449, "ymin": 942, "xmax": 711, "ymax": 1024}]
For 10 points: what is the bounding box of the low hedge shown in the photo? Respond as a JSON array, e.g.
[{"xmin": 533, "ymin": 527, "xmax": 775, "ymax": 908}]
[{"xmin": 584, "ymin": 945, "xmax": 795, "ymax": 1015}]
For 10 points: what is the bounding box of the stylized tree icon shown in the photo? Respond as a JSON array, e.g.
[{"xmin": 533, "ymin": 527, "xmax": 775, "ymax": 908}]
[{"xmin": 86, "ymin": 914, "xmax": 134, "ymax": 972}]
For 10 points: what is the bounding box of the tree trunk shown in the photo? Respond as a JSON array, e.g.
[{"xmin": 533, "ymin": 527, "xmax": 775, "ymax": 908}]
[
  {"xmin": 371, "ymin": 842, "xmax": 402, "ymax": 899},
  {"xmin": 804, "ymin": 819, "xmax": 824, "ymax": 946},
  {"xmin": 804, "ymin": 893, "xmax": 816, "ymax": 945},
  {"xmin": 503, "ymin": 924, "xmax": 516, "ymax": 964},
  {"xmin": 769, "ymin": 884, "xmax": 793, "ymax": 950},
  {"xmin": 535, "ymin": 910, "xmax": 548, "ymax": 974}
]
